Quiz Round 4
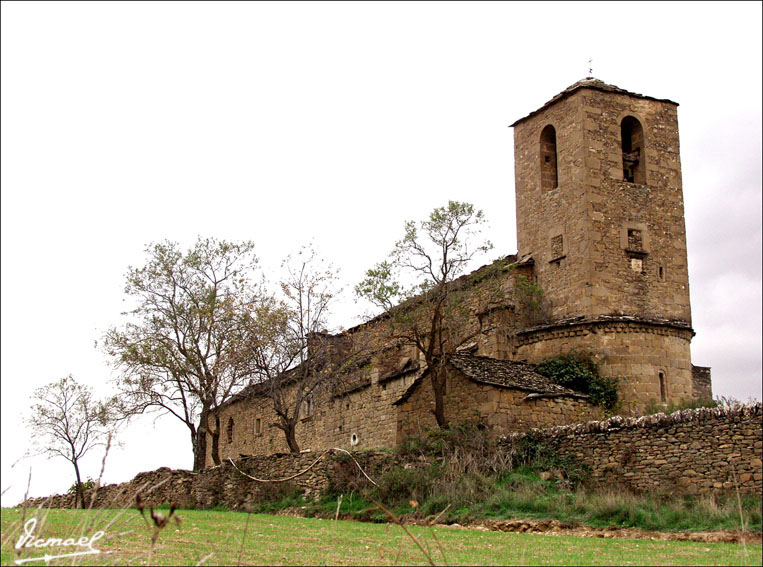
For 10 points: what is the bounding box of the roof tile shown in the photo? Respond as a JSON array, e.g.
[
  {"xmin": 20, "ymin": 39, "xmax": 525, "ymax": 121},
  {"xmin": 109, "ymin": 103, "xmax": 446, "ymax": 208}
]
[{"xmin": 448, "ymin": 354, "xmax": 582, "ymax": 396}]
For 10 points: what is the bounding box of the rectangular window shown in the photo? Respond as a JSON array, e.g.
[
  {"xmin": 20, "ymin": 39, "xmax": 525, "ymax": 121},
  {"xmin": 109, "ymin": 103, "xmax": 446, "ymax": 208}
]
[{"xmin": 255, "ymin": 418, "xmax": 261, "ymax": 435}]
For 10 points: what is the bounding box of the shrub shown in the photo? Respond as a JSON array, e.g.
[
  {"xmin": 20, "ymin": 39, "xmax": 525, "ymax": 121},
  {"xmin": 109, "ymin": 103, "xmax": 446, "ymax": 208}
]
[
  {"xmin": 397, "ymin": 421, "xmax": 488, "ymax": 459},
  {"xmin": 376, "ymin": 465, "xmax": 439, "ymax": 504},
  {"xmin": 536, "ymin": 352, "xmax": 619, "ymax": 409},
  {"xmin": 508, "ymin": 433, "xmax": 589, "ymax": 489},
  {"xmin": 67, "ymin": 478, "xmax": 96, "ymax": 495}
]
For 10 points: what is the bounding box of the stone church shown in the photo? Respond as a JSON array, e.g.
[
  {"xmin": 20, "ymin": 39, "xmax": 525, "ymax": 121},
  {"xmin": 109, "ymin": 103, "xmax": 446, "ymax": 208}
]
[{"xmin": 206, "ymin": 78, "xmax": 712, "ymax": 466}]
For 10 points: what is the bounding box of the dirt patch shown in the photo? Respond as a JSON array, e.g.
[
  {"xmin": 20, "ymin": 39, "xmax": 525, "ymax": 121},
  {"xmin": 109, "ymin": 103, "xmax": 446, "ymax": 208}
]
[
  {"xmin": 441, "ymin": 518, "xmax": 762, "ymax": 545},
  {"xmin": 275, "ymin": 507, "xmax": 761, "ymax": 545}
]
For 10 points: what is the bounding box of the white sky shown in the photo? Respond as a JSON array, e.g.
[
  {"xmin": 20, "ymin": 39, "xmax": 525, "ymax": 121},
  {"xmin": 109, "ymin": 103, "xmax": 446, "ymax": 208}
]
[{"xmin": 2, "ymin": 1, "xmax": 761, "ymax": 507}]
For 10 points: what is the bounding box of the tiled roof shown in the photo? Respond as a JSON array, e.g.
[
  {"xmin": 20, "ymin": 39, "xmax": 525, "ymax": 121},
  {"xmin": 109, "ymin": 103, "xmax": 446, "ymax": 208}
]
[
  {"xmin": 510, "ymin": 77, "xmax": 678, "ymax": 127},
  {"xmin": 394, "ymin": 354, "xmax": 586, "ymax": 405},
  {"xmin": 448, "ymin": 354, "xmax": 583, "ymax": 396}
]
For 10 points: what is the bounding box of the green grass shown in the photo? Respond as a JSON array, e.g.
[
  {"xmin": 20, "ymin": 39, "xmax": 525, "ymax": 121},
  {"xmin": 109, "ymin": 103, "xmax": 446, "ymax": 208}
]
[
  {"xmin": 312, "ymin": 466, "xmax": 762, "ymax": 533},
  {"xmin": 2, "ymin": 508, "xmax": 760, "ymax": 566}
]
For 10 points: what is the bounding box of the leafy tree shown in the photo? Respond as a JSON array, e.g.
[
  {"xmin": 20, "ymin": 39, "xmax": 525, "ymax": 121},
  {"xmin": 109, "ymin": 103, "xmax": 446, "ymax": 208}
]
[
  {"xmin": 249, "ymin": 246, "xmax": 356, "ymax": 453},
  {"xmin": 355, "ymin": 201, "xmax": 495, "ymax": 427},
  {"xmin": 27, "ymin": 376, "xmax": 115, "ymax": 509},
  {"xmin": 104, "ymin": 238, "xmax": 263, "ymax": 471}
]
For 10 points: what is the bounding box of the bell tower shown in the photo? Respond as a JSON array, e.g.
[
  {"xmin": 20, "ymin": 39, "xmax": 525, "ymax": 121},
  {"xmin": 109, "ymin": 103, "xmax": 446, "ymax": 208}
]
[{"xmin": 510, "ymin": 78, "xmax": 700, "ymax": 409}]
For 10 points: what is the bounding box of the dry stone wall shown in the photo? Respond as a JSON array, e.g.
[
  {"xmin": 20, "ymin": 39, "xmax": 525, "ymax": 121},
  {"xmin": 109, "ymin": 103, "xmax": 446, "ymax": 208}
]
[
  {"xmin": 501, "ymin": 403, "xmax": 762, "ymax": 495},
  {"xmin": 22, "ymin": 451, "xmax": 390, "ymax": 511},
  {"xmin": 22, "ymin": 404, "xmax": 761, "ymax": 510}
]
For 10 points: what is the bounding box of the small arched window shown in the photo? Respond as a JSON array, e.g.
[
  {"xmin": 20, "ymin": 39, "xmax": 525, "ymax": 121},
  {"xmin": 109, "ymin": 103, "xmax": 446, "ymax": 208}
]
[
  {"xmin": 226, "ymin": 417, "xmax": 234, "ymax": 444},
  {"xmin": 658, "ymin": 372, "xmax": 667, "ymax": 403},
  {"xmin": 540, "ymin": 125, "xmax": 558, "ymax": 190},
  {"xmin": 621, "ymin": 116, "xmax": 645, "ymax": 184}
]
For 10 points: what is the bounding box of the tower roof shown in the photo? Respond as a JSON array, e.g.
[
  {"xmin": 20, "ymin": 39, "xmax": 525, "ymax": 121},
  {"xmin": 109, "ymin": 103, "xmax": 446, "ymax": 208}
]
[{"xmin": 510, "ymin": 77, "xmax": 678, "ymax": 127}]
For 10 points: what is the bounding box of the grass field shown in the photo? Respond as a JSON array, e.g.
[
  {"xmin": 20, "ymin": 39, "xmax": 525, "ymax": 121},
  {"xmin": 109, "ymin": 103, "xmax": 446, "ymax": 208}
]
[{"xmin": 2, "ymin": 508, "xmax": 761, "ymax": 566}]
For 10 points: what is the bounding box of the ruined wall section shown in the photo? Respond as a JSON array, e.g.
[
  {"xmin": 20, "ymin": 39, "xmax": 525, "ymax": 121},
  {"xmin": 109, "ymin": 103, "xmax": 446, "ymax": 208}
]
[{"xmin": 692, "ymin": 365, "xmax": 712, "ymax": 400}]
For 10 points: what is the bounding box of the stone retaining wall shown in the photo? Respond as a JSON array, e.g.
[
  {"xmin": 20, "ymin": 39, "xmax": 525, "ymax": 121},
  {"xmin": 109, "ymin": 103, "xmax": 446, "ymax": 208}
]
[
  {"xmin": 21, "ymin": 450, "xmax": 389, "ymax": 511},
  {"xmin": 501, "ymin": 403, "xmax": 762, "ymax": 494},
  {"xmin": 22, "ymin": 404, "xmax": 761, "ymax": 509}
]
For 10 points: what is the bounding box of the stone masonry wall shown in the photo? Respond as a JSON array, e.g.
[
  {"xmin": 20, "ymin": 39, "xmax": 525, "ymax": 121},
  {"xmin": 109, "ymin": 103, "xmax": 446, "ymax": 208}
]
[
  {"xmin": 207, "ymin": 259, "xmax": 525, "ymax": 467},
  {"xmin": 396, "ymin": 366, "xmax": 600, "ymax": 442},
  {"xmin": 513, "ymin": 85, "xmax": 691, "ymax": 324},
  {"xmin": 514, "ymin": 320, "xmax": 694, "ymax": 412},
  {"xmin": 208, "ymin": 365, "xmax": 418, "ymax": 466},
  {"xmin": 23, "ymin": 451, "xmax": 390, "ymax": 511},
  {"xmin": 692, "ymin": 365, "xmax": 712, "ymax": 400},
  {"xmin": 501, "ymin": 403, "xmax": 762, "ymax": 495},
  {"xmin": 580, "ymin": 89, "xmax": 691, "ymax": 323},
  {"xmin": 514, "ymin": 91, "xmax": 591, "ymax": 322}
]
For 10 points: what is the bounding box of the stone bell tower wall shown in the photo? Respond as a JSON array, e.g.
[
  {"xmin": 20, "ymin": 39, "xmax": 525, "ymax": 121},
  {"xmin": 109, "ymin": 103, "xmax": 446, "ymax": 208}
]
[
  {"xmin": 512, "ymin": 81, "xmax": 696, "ymax": 409},
  {"xmin": 579, "ymin": 89, "xmax": 691, "ymax": 323},
  {"xmin": 513, "ymin": 319, "xmax": 694, "ymax": 412},
  {"xmin": 514, "ymin": 91, "xmax": 593, "ymax": 321},
  {"xmin": 513, "ymin": 84, "xmax": 691, "ymax": 325}
]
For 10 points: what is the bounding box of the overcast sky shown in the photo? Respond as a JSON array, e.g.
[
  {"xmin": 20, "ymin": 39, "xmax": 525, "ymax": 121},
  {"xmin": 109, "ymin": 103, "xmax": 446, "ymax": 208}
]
[{"xmin": 2, "ymin": 1, "xmax": 761, "ymax": 507}]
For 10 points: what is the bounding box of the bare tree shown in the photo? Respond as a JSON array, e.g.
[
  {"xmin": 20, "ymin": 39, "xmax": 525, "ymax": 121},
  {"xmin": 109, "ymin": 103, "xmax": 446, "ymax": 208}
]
[
  {"xmin": 27, "ymin": 376, "xmax": 114, "ymax": 508},
  {"xmin": 249, "ymin": 246, "xmax": 355, "ymax": 453},
  {"xmin": 104, "ymin": 237, "xmax": 263, "ymax": 471},
  {"xmin": 355, "ymin": 201, "xmax": 496, "ymax": 427}
]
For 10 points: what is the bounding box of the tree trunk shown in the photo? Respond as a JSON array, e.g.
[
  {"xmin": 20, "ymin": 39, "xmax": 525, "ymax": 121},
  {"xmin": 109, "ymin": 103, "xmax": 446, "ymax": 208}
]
[
  {"xmin": 210, "ymin": 412, "xmax": 221, "ymax": 466},
  {"xmin": 431, "ymin": 366, "xmax": 448, "ymax": 428},
  {"xmin": 284, "ymin": 421, "xmax": 301, "ymax": 454},
  {"xmin": 72, "ymin": 460, "xmax": 83, "ymax": 509},
  {"xmin": 191, "ymin": 414, "xmax": 207, "ymax": 472}
]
